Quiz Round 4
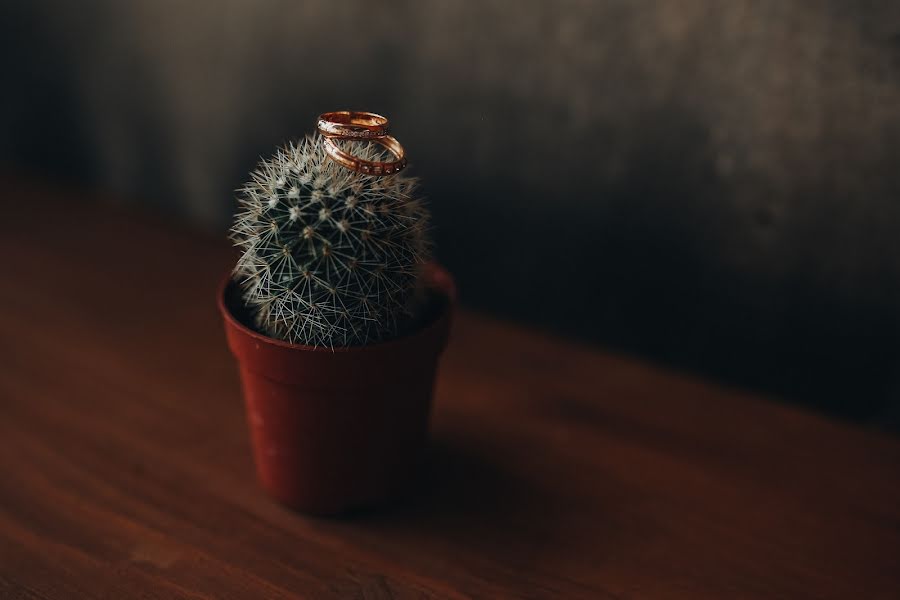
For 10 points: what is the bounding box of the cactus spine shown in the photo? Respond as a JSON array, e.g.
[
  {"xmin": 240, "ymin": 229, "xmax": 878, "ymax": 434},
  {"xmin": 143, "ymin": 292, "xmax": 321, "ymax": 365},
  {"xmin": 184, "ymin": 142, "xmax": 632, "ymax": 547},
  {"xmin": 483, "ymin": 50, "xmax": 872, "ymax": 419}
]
[{"xmin": 230, "ymin": 135, "xmax": 431, "ymax": 347}]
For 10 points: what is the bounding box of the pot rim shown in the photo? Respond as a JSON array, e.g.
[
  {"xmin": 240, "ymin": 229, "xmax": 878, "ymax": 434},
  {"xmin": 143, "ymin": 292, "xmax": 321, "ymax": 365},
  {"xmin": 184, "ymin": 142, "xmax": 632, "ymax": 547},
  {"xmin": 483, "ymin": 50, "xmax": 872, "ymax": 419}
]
[{"xmin": 217, "ymin": 262, "xmax": 455, "ymax": 355}]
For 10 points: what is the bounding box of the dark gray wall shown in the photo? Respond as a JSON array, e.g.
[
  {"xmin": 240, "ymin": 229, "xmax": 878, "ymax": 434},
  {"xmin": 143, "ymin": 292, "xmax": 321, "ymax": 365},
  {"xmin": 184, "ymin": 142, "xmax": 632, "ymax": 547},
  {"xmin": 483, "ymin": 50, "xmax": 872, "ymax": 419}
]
[{"xmin": 4, "ymin": 1, "xmax": 900, "ymax": 421}]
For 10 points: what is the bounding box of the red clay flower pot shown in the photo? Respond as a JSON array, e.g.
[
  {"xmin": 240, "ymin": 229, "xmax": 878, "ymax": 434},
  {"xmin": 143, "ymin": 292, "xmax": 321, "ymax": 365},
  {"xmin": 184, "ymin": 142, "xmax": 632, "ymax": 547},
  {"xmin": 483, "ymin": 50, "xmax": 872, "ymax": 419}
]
[{"xmin": 218, "ymin": 264, "xmax": 455, "ymax": 515}]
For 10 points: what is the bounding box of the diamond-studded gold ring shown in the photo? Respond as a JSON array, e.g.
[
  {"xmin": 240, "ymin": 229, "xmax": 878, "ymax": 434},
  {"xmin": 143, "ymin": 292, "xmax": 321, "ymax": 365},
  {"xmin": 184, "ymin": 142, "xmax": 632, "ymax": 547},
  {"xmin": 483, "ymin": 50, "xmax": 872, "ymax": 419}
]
[
  {"xmin": 317, "ymin": 111, "xmax": 389, "ymax": 140},
  {"xmin": 322, "ymin": 135, "xmax": 407, "ymax": 176}
]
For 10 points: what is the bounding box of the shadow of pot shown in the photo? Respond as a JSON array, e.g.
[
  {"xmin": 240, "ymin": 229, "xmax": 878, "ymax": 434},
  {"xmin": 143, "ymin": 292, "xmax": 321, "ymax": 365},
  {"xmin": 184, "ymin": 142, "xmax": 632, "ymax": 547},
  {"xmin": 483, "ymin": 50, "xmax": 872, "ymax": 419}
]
[{"xmin": 218, "ymin": 264, "xmax": 455, "ymax": 515}]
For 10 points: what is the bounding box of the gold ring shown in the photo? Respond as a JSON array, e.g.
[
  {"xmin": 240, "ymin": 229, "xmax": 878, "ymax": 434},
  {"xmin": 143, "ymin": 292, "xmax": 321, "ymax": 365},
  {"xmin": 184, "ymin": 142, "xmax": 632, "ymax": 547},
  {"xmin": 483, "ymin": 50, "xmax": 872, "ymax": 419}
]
[
  {"xmin": 317, "ymin": 111, "xmax": 389, "ymax": 140},
  {"xmin": 323, "ymin": 136, "xmax": 407, "ymax": 176}
]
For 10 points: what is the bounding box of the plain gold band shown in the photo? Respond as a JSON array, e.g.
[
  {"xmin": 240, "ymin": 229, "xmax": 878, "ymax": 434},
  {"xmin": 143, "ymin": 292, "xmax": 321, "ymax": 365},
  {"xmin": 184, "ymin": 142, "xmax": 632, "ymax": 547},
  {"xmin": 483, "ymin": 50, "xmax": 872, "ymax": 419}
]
[{"xmin": 322, "ymin": 136, "xmax": 407, "ymax": 176}]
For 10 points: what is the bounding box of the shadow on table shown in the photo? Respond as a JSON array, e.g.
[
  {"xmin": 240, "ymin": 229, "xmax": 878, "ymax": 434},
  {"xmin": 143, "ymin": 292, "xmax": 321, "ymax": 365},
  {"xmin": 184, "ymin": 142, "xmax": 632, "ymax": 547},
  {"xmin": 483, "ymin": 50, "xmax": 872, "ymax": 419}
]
[
  {"xmin": 337, "ymin": 434, "xmax": 620, "ymax": 569},
  {"xmin": 344, "ymin": 437, "xmax": 540, "ymax": 525}
]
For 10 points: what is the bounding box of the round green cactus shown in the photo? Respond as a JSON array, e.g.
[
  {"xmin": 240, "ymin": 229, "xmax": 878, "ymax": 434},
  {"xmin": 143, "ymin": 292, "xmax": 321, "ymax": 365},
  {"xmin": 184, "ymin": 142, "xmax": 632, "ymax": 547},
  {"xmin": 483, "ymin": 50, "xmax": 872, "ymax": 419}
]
[{"xmin": 230, "ymin": 134, "xmax": 431, "ymax": 347}]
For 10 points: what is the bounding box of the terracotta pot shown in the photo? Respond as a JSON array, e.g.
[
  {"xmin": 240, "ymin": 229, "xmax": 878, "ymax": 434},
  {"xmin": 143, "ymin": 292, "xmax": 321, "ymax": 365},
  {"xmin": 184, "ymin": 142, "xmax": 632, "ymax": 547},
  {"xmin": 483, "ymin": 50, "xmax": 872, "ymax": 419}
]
[{"xmin": 218, "ymin": 264, "xmax": 455, "ymax": 515}]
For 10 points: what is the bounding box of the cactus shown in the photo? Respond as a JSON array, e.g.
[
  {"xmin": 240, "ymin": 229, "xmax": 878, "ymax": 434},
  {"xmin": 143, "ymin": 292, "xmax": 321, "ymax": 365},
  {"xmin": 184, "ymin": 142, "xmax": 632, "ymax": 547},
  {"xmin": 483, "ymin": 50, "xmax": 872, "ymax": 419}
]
[{"xmin": 230, "ymin": 134, "xmax": 431, "ymax": 347}]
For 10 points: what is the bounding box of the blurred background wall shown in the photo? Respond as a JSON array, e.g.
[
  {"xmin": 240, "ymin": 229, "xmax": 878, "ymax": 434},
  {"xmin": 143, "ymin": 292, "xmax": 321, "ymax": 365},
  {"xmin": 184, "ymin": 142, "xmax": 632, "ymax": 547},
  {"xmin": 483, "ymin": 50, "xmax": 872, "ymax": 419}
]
[{"xmin": 3, "ymin": 0, "xmax": 900, "ymax": 424}]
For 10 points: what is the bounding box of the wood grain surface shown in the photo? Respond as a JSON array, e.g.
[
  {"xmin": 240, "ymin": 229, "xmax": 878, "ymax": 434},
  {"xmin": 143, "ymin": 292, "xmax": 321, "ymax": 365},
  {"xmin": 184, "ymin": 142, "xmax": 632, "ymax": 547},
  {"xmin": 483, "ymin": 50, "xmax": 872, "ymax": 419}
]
[{"xmin": 1, "ymin": 178, "xmax": 899, "ymax": 598}]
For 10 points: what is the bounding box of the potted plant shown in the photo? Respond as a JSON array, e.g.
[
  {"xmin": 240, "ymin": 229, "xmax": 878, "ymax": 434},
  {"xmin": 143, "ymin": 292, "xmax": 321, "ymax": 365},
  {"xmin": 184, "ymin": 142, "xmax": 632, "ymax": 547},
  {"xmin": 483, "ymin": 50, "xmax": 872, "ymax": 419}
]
[{"xmin": 218, "ymin": 134, "xmax": 454, "ymax": 514}]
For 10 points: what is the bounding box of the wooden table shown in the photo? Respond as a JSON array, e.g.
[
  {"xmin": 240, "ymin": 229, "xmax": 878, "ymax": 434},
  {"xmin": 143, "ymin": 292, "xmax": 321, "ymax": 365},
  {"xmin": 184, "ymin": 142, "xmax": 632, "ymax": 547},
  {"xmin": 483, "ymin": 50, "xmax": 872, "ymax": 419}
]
[{"xmin": 2, "ymin": 178, "xmax": 899, "ymax": 599}]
